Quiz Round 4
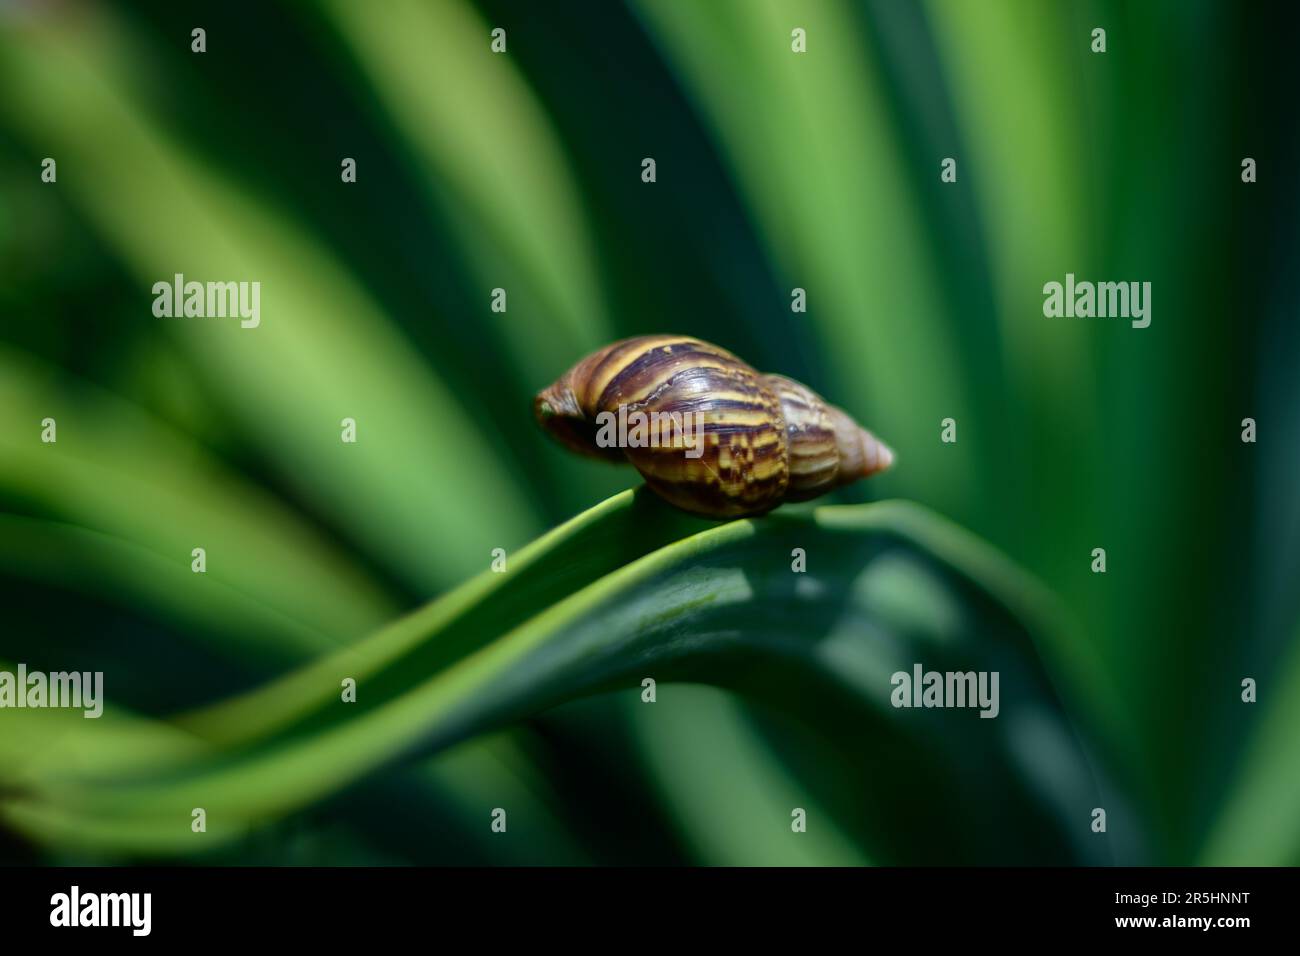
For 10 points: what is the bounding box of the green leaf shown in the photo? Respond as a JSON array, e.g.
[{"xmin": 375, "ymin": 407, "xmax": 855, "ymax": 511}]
[
  {"xmin": 1199, "ymin": 632, "xmax": 1300, "ymax": 865},
  {"xmin": 173, "ymin": 488, "xmax": 713, "ymax": 747},
  {"xmin": 320, "ymin": 0, "xmax": 615, "ymax": 373},
  {"xmin": 0, "ymin": 347, "xmax": 398, "ymax": 662},
  {"xmin": 630, "ymin": 685, "xmax": 871, "ymax": 865},
  {"xmin": 0, "ymin": 12, "xmax": 536, "ymax": 590},
  {"xmin": 2, "ymin": 494, "xmax": 1115, "ymax": 863}
]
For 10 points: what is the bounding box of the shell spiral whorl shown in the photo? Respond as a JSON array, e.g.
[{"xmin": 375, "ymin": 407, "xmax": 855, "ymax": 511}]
[{"xmin": 535, "ymin": 335, "xmax": 894, "ymax": 518}]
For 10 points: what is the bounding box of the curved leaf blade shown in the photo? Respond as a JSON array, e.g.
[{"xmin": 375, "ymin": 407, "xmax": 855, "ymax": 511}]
[{"xmin": 3, "ymin": 497, "xmax": 1117, "ymax": 863}]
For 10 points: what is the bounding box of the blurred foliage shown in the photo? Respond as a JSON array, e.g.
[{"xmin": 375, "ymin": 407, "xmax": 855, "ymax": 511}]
[{"xmin": 0, "ymin": 0, "xmax": 1296, "ymax": 865}]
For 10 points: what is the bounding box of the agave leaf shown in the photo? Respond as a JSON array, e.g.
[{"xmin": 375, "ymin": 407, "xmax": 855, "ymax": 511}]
[
  {"xmin": 173, "ymin": 489, "xmax": 712, "ymax": 747},
  {"xmin": 2, "ymin": 494, "xmax": 1115, "ymax": 862}
]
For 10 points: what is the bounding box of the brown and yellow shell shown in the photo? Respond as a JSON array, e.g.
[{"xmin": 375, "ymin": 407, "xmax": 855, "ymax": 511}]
[{"xmin": 534, "ymin": 335, "xmax": 894, "ymax": 518}]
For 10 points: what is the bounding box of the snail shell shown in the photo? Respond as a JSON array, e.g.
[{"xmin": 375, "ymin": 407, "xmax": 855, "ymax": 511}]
[{"xmin": 534, "ymin": 335, "xmax": 894, "ymax": 518}]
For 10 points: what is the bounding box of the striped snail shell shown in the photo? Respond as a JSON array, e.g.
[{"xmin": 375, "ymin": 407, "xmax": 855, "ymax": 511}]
[{"xmin": 534, "ymin": 335, "xmax": 894, "ymax": 518}]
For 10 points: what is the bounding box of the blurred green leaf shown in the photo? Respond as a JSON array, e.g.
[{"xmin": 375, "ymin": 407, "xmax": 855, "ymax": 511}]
[
  {"xmin": 0, "ymin": 347, "xmax": 398, "ymax": 661},
  {"xmin": 631, "ymin": 685, "xmax": 871, "ymax": 865},
  {"xmin": 321, "ymin": 0, "xmax": 614, "ymax": 373},
  {"xmin": 1199, "ymin": 631, "xmax": 1300, "ymax": 866},
  {"xmin": 0, "ymin": 10, "xmax": 536, "ymax": 590}
]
